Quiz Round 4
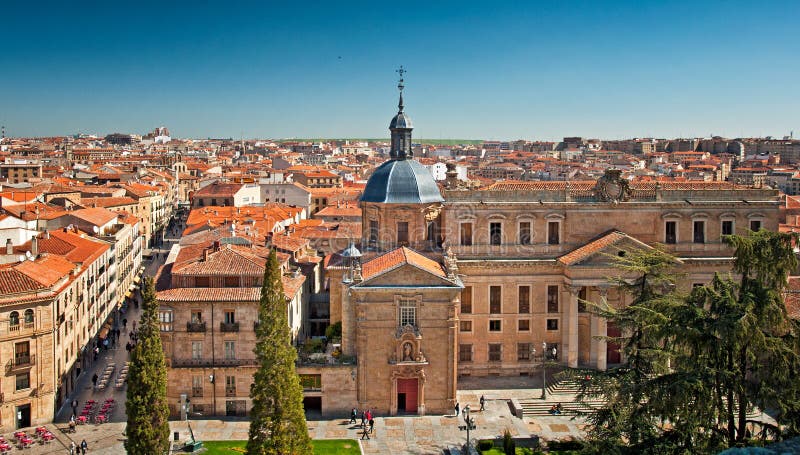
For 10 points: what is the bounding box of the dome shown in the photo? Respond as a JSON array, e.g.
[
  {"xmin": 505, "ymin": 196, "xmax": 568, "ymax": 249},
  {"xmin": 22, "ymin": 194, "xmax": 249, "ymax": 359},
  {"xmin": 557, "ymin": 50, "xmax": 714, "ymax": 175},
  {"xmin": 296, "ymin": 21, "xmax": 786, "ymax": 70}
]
[
  {"xmin": 390, "ymin": 112, "xmax": 413, "ymax": 129},
  {"xmin": 360, "ymin": 159, "xmax": 444, "ymax": 204},
  {"xmin": 341, "ymin": 242, "xmax": 362, "ymax": 258}
]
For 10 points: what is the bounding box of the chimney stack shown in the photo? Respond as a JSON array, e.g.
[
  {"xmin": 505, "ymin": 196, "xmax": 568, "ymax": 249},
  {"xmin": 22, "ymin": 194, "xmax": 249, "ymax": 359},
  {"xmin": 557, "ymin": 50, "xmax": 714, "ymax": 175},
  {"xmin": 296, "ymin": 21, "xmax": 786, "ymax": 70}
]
[
  {"xmin": 31, "ymin": 235, "xmax": 38, "ymax": 257},
  {"xmin": 5, "ymin": 239, "xmax": 12, "ymax": 255}
]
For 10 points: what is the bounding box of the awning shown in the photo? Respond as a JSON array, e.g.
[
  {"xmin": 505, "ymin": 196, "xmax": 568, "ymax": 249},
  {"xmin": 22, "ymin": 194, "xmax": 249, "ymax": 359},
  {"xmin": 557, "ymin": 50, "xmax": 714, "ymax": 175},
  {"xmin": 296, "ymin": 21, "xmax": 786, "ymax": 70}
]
[
  {"xmin": 98, "ymin": 323, "xmax": 112, "ymax": 340},
  {"xmin": 125, "ymin": 291, "xmax": 132, "ymax": 298},
  {"xmin": 133, "ymin": 276, "xmax": 141, "ymax": 284}
]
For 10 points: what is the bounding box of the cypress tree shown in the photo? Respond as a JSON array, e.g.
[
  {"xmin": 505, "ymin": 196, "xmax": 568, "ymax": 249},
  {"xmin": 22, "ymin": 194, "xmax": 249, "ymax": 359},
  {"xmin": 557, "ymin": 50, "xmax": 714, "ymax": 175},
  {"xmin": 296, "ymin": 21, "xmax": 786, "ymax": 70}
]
[
  {"xmin": 247, "ymin": 249, "xmax": 312, "ymax": 455},
  {"xmin": 125, "ymin": 276, "xmax": 171, "ymax": 454}
]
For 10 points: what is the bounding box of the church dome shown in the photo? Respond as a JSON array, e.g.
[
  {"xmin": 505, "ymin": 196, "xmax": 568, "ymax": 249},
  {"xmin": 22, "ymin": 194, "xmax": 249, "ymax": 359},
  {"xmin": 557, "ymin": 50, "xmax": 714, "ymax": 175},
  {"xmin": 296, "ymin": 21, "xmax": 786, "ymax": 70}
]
[
  {"xmin": 390, "ymin": 112, "xmax": 413, "ymax": 130},
  {"xmin": 360, "ymin": 159, "xmax": 444, "ymax": 204}
]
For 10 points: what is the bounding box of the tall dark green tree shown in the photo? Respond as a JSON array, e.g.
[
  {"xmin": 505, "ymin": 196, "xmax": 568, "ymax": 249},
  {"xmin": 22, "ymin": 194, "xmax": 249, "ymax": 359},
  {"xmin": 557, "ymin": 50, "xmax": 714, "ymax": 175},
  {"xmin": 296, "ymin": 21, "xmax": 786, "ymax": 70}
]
[
  {"xmin": 247, "ymin": 249, "xmax": 312, "ymax": 455},
  {"xmin": 125, "ymin": 276, "xmax": 171, "ymax": 454}
]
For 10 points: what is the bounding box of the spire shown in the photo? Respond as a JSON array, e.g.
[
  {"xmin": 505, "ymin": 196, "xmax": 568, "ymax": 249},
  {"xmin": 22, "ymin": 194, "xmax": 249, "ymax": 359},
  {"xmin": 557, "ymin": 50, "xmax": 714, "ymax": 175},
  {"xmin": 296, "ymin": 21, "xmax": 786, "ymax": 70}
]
[
  {"xmin": 397, "ymin": 65, "xmax": 405, "ymax": 113},
  {"xmin": 389, "ymin": 66, "xmax": 413, "ymax": 160}
]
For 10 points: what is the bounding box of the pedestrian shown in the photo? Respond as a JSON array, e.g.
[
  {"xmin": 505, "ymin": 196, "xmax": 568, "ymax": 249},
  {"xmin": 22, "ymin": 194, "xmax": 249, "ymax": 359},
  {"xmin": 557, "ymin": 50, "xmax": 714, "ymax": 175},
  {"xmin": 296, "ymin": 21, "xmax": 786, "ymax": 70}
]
[
  {"xmin": 365, "ymin": 408, "xmax": 371, "ymax": 423},
  {"xmin": 92, "ymin": 373, "xmax": 98, "ymax": 389},
  {"xmin": 480, "ymin": 395, "xmax": 485, "ymax": 411},
  {"xmin": 455, "ymin": 401, "xmax": 460, "ymax": 417},
  {"xmin": 122, "ymin": 318, "xmax": 127, "ymax": 329},
  {"xmin": 349, "ymin": 407, "xmax": 357, "ymax": 424},
  {"xmin": 132, "ymin": 321, "xmax": 136, "ymax": 331},
  {"xmin": 69, "ymin": 441, "xmax": 76, "ymax": 455},
  {"xmin": 369, "ymin": 417, "xmax": 375, "ymax": 434},
  {"xmin": 360, "ymin": 410, "xmax": 366, "ymax": 428},
  {"xmin": 360, "ymin": 427, "xmax": 370, "ymax": 440},
  {"xmin": 72, "ymin": 398, "xmax": 78, "ymax": 416},
  {"xmin": 103, "ymin": 338, "xmax": 109, "ymax": 350},
  {"xmin": 81, "ymin": 439, "xmax": 88, "ymax": 453}
]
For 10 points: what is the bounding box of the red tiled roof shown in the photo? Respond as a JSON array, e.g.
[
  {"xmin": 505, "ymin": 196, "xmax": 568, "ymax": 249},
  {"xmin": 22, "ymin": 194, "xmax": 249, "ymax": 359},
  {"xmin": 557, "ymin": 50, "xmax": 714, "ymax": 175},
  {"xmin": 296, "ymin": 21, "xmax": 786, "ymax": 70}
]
[
  {"xmin": 174, "ymin": 245, "xmax": 266, "ymax": 276},
  {"xmin": 361, "ymin": 247, "xmax": 446, "ymax": 280},
  {"xmin": 15, "ymin": 254, "xmax": 75, "ymax": 287},
  {"xmin": 157, "ymin": 287, "xmax": 262, "ymax": 302},
  {"xmin": 558, "ymin": 230, "xmax": 651, "ymax": 266},
  {"xmin": 0, "ymin": 266, "xmax": 47, "ymax": 295}
]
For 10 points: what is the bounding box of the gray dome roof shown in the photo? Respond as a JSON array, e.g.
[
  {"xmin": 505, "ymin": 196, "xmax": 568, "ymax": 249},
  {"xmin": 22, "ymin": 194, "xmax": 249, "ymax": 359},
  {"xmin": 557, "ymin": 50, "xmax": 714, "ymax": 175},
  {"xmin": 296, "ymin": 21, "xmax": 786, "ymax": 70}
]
[
  {"xmin": 360, "ymin": 159, "xmax": 444, "ymax": 204},
  {"xmin": 341, "ymin": 243, "xmax": 362, "ymax": 258},
  {"xmin": 390, "ymin": 112, "xmax": 413, "ymax": 129}
]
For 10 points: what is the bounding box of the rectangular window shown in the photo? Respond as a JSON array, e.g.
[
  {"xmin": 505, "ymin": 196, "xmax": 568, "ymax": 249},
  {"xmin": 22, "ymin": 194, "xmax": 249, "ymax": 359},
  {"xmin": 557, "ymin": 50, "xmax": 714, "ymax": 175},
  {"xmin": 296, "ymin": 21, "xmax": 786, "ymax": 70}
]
[
  {"xmin": 578, "ymin": 287, "xmax": 588, "ymax": 313},
  {"xmin": 489, "ymin": 222, "xmax": 502, "ymax": 245},
  {"xmin": 547, "ymin": 285, "xmax": 559, "ymax": 313},
  {"xmin": 488, "ymin": 343, "xmax": 502, "ymax": 362},
  {"xmin": 299, "ymin": 374, "xmax": 322, "ymax": 391},
  {"xmin": 461, "ymin": 286, "xmax": 472, "ymax": 314},
  {"xmin": 224, "ymin": 276, "xmax": 239, "ymax": 287},
  {"xmin": 518, "ymin": 286, "xmax": 530, "ymax": 313},
  {"xmin": 399, "ymin": 300, "xmax": 416, "ymax": 327},
  {"xmin": 489, "ymin": 320, "xmax": 501, "ymax": 332},
  {"xmin": 693, "ymin": 220, "xmax": 705, "ymax": 244},
  {"xmin": 489, "ymin": 286, "xmax": 502, "ymax": 314},
  {"xmin": 459, "ymin": 344, "xmax": 473, "ymax": 362},
  {"xmin": 665, "ymin": 221, "xmax": 677, "ymax": 244},
  {"xmin": 192, "ymin": 375, "xmax": 203, "ymax": 397},
  {"xmin": 15, "ymin": 373, "xmax": 30, "ymax": 391},
  {"xmin": 369, "ymin": 220, "xmax": 379, "ymax": 247},
  {"xmin": 460, "ymin": 223, "xmax": 473, "ymax": 246},
  {"xmin": 191, "ymin": 341, "xmax": 202, "ymax": 360},
  {"xmin": 15, "ymin": 341, "xmax": 30, "ymax": 361},
  {"xmin": 191, "ymin": 311, "xmax": 202, "ymax": 323},
  {"xmin": 517, "ymin": 343, "xmax": 531, "ymax": 361},
  {"xmin": 750, "ymin": 220, "xmax": 762, "ymax": 231},
  {"xmin": 195, "ymin": 276, "xmax": 210, "ymax": 287},
  {"xmin": 548, "ymin": 221, "xmax": 560, "ymax": 245},
  {"xmin": 397, "ymin": 221, "xmax": 409, "ymax": 245},
  {"xmin": 225, "ymin": 376, "xmax": 236, "ymax": 397},
  {"xmin": 224, "ymin": 341, "xmax": 236, "ymax": 360},
  {"xmin": 518, "ymin": 319, "xmax": 530, "ymax": 331},
  {"xmin": 159, "ymin": 310, "xmax": 173, "ymax": 331},
  {"xmin": 547, "ymin": 319, "xmax": 559, "ymax": 330},
  {"xmin": 460, "ymin": 320, "xmax": 472, "ymax": 332},
  {"xmin": 224, "ymin": 311, "xmax": 235, "ymax": 324},
  {"xmin": 721, "ymin": 220, "xmax": 734, "ymax": 236},
  {"xmin": 519, "ymin": 222, "xmax": 531, "ymax": 245}
]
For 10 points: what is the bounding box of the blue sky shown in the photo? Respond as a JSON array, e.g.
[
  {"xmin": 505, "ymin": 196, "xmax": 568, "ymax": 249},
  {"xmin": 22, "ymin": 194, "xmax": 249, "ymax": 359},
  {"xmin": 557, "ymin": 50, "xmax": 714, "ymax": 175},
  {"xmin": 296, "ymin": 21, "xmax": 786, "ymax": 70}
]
[{"xmin": 2, "ymin": 1, "xmax": 798, "ymax": 140}]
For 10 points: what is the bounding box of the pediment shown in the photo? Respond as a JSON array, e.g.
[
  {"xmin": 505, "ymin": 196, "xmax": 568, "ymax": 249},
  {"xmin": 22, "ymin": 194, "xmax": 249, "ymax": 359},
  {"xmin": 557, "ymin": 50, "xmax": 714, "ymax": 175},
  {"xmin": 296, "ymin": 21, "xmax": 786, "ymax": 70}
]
[
  {"xmin": 356, "ymin": 262, "xmax": 457, "ymax": 287},
  {"xmin": 558, "ymin": 230, "xmax": 661, "ymax": 267}
]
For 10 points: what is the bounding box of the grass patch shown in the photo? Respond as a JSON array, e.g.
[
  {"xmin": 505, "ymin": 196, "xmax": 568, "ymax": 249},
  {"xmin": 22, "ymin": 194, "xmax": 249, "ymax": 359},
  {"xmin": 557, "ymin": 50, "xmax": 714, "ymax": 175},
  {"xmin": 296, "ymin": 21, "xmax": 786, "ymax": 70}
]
[
  {"xmin": 479, "ymin": 447, "xmax": 538, "ymax": 455},
  {"xmin": 202, "ymin": 439, "xmax": 360, "ymax": 454}
]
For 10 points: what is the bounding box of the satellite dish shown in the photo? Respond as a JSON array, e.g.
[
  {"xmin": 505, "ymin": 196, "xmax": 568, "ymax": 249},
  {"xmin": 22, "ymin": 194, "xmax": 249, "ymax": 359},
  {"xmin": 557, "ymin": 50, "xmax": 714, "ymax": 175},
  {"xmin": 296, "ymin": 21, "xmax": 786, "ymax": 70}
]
[
  {"xmin": 93, "ymin": 226, "xmax": 99, "ymax": 233},
  {"xmin": 25, "ymin": 251, "xmax": 32, "ymax": 259}
]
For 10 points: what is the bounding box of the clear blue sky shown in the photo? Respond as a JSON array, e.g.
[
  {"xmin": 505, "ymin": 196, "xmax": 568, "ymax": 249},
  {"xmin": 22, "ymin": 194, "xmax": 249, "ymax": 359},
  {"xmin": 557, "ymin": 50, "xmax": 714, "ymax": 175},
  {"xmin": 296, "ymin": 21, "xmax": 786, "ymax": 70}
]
[{"xmin": 3, "ymin": 1, "xmax": 799, "ymax": 140}]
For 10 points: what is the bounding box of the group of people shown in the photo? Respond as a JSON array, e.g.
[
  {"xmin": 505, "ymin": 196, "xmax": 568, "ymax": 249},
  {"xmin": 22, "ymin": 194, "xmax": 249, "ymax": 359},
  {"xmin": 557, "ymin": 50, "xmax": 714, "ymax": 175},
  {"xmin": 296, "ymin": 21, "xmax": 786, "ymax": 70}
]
[
  {"xmin": 454, "ymin": 395, "xmax": 487, "ymax": 417},
  {"xmin": 548, "ymin": 403, "xmax": 564, "ymax": 415},
  {"xmin": 68, "ymin": 439, "xmax": 89, "ymax": 454},
  {"xmin": 349, "ymin": 408, "xmax": 375, "ymax": 439}
]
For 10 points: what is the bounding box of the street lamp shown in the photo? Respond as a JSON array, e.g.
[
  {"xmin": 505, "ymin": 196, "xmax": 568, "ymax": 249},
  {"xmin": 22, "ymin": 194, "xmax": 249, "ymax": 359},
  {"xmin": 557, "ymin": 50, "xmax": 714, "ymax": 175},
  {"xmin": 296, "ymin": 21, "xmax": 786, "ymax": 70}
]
[
  {"xmin": 541, "ymin": 341, "xmax": 547, "ymax": 399},
  {"xmin": 461, "ymin": 404, "xmax": 475, "ymax": 454}
]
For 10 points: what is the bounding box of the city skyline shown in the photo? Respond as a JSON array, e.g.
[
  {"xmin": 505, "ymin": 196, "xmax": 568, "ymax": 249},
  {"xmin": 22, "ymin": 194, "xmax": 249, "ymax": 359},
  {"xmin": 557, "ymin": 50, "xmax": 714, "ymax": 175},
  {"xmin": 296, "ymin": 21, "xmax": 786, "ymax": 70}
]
[{"xmin": 3, "ymin": 0, "xmax": 799, "ymax": 140}]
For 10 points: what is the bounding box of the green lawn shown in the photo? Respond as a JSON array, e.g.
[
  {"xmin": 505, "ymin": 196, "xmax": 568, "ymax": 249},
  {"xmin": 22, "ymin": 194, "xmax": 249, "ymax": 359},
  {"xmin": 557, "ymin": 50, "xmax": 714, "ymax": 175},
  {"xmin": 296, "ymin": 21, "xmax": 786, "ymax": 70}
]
[
  {"xmin": 202, "ymin": 439, "xmax": 360, "ymax": 454},
  {"xmin": 479, "ymin": 448, "xmax": 537, "ymax": 455}
]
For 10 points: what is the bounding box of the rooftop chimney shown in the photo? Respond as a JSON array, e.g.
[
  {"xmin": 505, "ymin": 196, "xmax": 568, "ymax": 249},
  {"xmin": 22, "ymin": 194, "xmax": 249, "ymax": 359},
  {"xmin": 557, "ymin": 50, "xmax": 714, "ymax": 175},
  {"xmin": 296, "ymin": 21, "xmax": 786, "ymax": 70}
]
[
  {"xmin": 5, "ymin": 239, "xmax": 12, "ymax": 255},
  {"xmin": 31, "ymin": 235, "xmax": 38, "ymax": 257}
]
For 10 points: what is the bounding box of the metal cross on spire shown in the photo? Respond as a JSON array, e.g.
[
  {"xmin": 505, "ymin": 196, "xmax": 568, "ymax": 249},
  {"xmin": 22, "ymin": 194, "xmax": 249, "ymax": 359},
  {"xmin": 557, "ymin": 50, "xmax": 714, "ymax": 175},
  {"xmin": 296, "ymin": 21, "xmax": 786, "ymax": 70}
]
[{"xmin": 396, "ymin": 66, "xmax": 406, "ymax": 112}]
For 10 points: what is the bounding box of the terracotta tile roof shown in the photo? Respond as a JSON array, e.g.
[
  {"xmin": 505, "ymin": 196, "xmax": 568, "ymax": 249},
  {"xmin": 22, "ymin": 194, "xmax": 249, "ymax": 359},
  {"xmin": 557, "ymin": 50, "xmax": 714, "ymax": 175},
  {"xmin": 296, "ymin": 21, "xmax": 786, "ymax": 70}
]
[
  {"xmin": 157, "ymin": 287, "xmax": 262, "ymax": 302},
  {"xmin": 15, "ymin": 254, "xmax": 75, "ymax": 287},
  {"xmin": 361, "ymin": 247, "xmax": 446, "ymax": 280},
  {"xmin": 67, "ymin": 207, "xmax": 118, "ymax": 226},
  {"xmin": 314, "ymin": 206, "xmax": 362, "ymax": 217},
  {"xmin": 193, "ymin": 183, "xmax": 243, "ymax": 197},
  {"xmin": 558, "ymin": 230, "xmax": 652, "ymax": 266},
  {"xmin": 174, "ymin": 244, "xmax": 266, "ymax": 276},
  {"xmin": 80, "ymin": 197, "xmax": 138, "ymax": 208},
  {"xmin": 0, "ymin": 266, "xmax": 47, "ymax": 295}
]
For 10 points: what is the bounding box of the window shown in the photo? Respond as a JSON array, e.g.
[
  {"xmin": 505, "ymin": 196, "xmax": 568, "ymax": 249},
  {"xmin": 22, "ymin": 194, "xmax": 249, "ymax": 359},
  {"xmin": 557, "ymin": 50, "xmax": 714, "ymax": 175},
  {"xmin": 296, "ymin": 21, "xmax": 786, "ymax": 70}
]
[
  {"xmin": 547, "ymin": 319, "xmax": 559, "ymax": 330},
  {"xmin": 224, "ymin": 276, "xmax": 239, "ymax": 287},
  {"xmin": 518, "ymin": 286, "xmax": 530, "ymax": 313},
  {"xmin": 15, "ymin": 373, "xmax": 30, "ymax": 391},
  {"xmin": 722, "ymin": 220, "xmax": 734, "ymax": 236},
  {"xmin": 489, "ymin": 320, "xmax": 501, "ymax": 332},
  {"xmin": 460, "ymin": 223, "xmax": 473, "ymax": 246},
  {"xmin": 488, "ymin": 343, "xmax": 502, "ymax": 362},
  {"xmin": 399, "ymin": 300, "xmax": 416, "ymax": 327},
  {"xmin": 548, "ymin": 221, "xmax": 560, "ymax": 245},
  {"xmin": 490, "ymin": 222, "xmax": 502, "ymax": 245},
  {"xmin": 225, "ymin": 376, "xmax": 236, "ymax": 397},
  {"xmin": 750, "ymin": 220, "xmax": 762, "ymax": 231},
  {"xmin": 191, "ymin": 311, "xmax": 202, "ymax": 323},
  {"xmin": 461, "ymin": 286, "xmax": 472, "ymax": 314},
  {"xmin": 460, "ymin": 320, "xmax": 472, "ymax": 332},
  {"xmin": 192, "ymin": 375, "xmax": 203, "ymax": 397},
  {"xmin": 369, "ymin": 220, "xmax": 378, "ymax": 248},
  {"xmin": 518, "ymin": 319, "xmax": 530, "ymax": 331},
  {"xmin": 578, "ymin": 287, "xmax": 588, "ymax": 313},
  {"xmin": 518, "ymin": 343, "xmax": 531, "ymax": 361},
  {"xmin": 191, "ymin": 341, "xmax": 202, "ymax": 360},
  {"xmin": 23, "ymin": 309, "xmax": 33, "ymax": 325},
  {"xmin": 397, "ymin": 221, "xmax": 409, "ymax": 245},
  {"xmin": 159, "ymin": 310, "xmax": 173, "ymax": 331},
  {"xmin": 195, "ymin": 276, "xmax": 210, "ymax": 287},
  {"xmin": 224, "ymin": 341, "xmax": 236, "ymax": 360},
  {"xmin": 519, "ymin": 222, "xmax": 531, "ymax": 245},
  {"xmin": 665, "ymin": 221, "xmax": 677, "ymax": 244},
  {"xmin": 15, "ymin": 341, "xmax": 30, "ymax": 362},
  {"xmin": 489, "ymin": 286, "xmax": 502, "ymax": 314},
  {"xmin": 224, "ymin": 311, "xmax": 236, "ymax": 324},
  {"xmin": 299, "ymin": 374, "xmax": 322, "ymax": 391},
  {"xmin": 9, "ymin": 311, "xmax": 19, "ymax": 327},
  {"xmin": 693, "ymin": 220, "xmax": 705, "ymax": 244},
  {"xmin": 547, "ymin": 285, "xmax": 559, "ymax": 313},
  {"xmin": 459, "ymin": 344, "xmax": 473, "ymax": 362}
]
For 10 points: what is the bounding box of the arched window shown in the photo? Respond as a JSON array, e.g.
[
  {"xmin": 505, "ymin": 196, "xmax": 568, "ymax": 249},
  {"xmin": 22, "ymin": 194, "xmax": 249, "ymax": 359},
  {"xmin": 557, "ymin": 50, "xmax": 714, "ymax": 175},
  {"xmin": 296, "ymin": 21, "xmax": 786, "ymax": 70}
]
[
  {"xmin": 24, "ymin": 309, "xmax": 34, "ymax": 325},
  {"xmin": 9, "ymin": 311, "xmax": 19, "ymax": 326}
]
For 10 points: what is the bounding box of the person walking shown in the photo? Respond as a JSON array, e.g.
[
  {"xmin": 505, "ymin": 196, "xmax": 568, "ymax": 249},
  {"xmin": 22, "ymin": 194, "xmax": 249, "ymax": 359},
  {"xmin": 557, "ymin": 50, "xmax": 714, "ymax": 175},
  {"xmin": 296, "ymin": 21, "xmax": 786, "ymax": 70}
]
[
  {"xmin": 480, "ymin": 395, "xmax": 485, "ymax": 411},
  {"xmin": 91, "ymin": 373, "xmax": 98, "ymax": 389},
  {"xmin": 122, "ymin": 318, "xmax": 127, "ymax": 330},
  {"xmin": 455, "ymin": 401, "xmax": 460, "ymax": 417},
  {"xmin": 81, "ymin": 439, "xmax": 88, "ymax": 453},
  {"xmin": 360, "ymin": 410, "xmax": 366, "ymax": 428},
  {"xmin": 69, "ymin": 441, "xmax": 76, "ymax": 455},
  {"xmin": 71, "ymin": 399, "xmax": 78, "ymax": 417},
  {"xmin": 349, "ymin": 407, "xmax": 357, "ymax": 424},
  {"xmin": 369, "ymin": 417, "xmax": 375, "ymax": 434}
]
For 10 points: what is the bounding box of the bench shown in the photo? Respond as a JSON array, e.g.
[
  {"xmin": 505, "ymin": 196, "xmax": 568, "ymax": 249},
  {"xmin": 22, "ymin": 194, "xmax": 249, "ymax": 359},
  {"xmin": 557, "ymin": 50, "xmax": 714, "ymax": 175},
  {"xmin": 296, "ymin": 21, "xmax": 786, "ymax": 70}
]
[{"xmin": 183, "ymin": 440, "xmax": 203, "ymax": 452}]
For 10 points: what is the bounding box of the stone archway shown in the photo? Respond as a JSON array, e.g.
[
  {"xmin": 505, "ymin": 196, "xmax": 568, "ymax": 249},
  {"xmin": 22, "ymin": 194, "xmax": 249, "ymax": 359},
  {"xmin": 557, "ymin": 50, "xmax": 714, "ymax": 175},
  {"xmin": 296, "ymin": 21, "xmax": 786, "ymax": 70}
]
[{"xmin": 390, "ymin": 367, "xmax": 426, "ymax": 416}]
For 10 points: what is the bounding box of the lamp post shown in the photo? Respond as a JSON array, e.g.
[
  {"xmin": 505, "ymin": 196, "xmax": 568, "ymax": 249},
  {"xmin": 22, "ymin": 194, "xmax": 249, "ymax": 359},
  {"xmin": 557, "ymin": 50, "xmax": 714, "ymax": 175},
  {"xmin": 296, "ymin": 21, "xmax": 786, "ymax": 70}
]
[
  {"xmin": 461, "ymin": 404, "xmax": 474, "ymax": 454},
  {"xmin": 541, "ymin": 341, "xmax": 547, "ymax": 399}
]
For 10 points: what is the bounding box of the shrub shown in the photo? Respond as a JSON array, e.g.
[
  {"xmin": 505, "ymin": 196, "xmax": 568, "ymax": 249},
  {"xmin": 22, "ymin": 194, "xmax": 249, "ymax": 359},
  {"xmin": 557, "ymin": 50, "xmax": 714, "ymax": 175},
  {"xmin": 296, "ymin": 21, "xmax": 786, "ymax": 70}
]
[
  {"xmin": 502, "ymin": 429, "xmax": 516, "ymax": 455},
  {"xmin": 478, "ymin": 439, "xmax": 494, "ymax": 451},
  {"xmin": 547, "ymin": 439, "xmax": 584, "ymax": 451},
  {"xmin": 325, "ymin": 321, "xmax": 342, "ymax": 342}
]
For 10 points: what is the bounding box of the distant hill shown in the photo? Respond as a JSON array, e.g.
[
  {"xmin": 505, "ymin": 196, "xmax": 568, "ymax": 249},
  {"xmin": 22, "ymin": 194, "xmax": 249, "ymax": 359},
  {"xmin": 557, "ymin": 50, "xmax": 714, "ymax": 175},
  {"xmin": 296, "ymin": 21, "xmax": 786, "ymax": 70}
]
[{"xmin": 279, "ymin": 138, "xmax": 483, "ymax": 146}]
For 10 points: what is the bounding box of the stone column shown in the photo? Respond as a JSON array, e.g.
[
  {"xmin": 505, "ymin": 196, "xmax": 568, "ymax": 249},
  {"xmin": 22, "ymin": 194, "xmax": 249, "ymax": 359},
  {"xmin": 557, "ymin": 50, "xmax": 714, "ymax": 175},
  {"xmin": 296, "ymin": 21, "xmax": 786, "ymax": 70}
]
[
  {"xmin": 590, "ymin": 287, "xmax": 608, "ymax": 370},
  {"xmin": 562, "ymin": 286, "xmax": 580, "ymax": 368}
]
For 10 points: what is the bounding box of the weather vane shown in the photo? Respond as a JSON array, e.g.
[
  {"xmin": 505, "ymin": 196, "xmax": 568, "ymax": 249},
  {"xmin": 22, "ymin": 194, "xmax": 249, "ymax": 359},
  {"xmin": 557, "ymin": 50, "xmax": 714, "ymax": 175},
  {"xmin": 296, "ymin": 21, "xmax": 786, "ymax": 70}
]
[{"xmin": 396, "ymin": 66, "xmax": 405, "ymax": 92}]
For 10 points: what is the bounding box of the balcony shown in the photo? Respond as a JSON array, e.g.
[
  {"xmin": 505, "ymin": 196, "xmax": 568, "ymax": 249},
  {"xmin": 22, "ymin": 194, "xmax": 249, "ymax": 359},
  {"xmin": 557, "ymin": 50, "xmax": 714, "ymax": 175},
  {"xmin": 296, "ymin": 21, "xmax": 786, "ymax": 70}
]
[
  {"xmin": 186, "ymin": 322, "xmax": 207, "ymax": 332},
  {"xmin": 225, "ymin": 387, "xmax": 237, "ymax": 397},
  {"xmin": 220, "ymin": 322, "xmax": 239, "ymax": 333},
  {"xmin": 7, "ymin": 354, "xmax": 35, "ymax": 371},
  {"xmin": 191, "ymin": 387, "xmax": 203, "ymax": 398},
  {"xmin": 171, "ymin": 358, "xmax": 258, "ymax": 368},
  {"xmin": 8, "ymin": 322, "xmax": 35, "ymax": 334}
]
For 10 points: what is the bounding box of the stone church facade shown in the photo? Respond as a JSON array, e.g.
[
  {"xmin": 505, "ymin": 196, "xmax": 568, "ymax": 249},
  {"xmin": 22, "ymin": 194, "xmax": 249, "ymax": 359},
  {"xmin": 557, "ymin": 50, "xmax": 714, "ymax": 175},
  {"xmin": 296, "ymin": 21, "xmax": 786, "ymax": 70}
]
[{"xmin": 326, "ymin": 83, "xmax": 781, "ymax": 416}]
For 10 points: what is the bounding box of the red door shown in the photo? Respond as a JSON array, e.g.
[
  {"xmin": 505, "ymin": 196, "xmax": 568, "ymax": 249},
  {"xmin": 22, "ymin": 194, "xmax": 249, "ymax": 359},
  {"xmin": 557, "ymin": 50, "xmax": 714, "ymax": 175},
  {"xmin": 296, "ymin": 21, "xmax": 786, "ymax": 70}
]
[
  {"xmin": 607, "ymin": 323, "xmax": 621, "ymax": 364},
  {"xmin": 397, "ymin": 378, "xmax": 418, "ymax": 413}
]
